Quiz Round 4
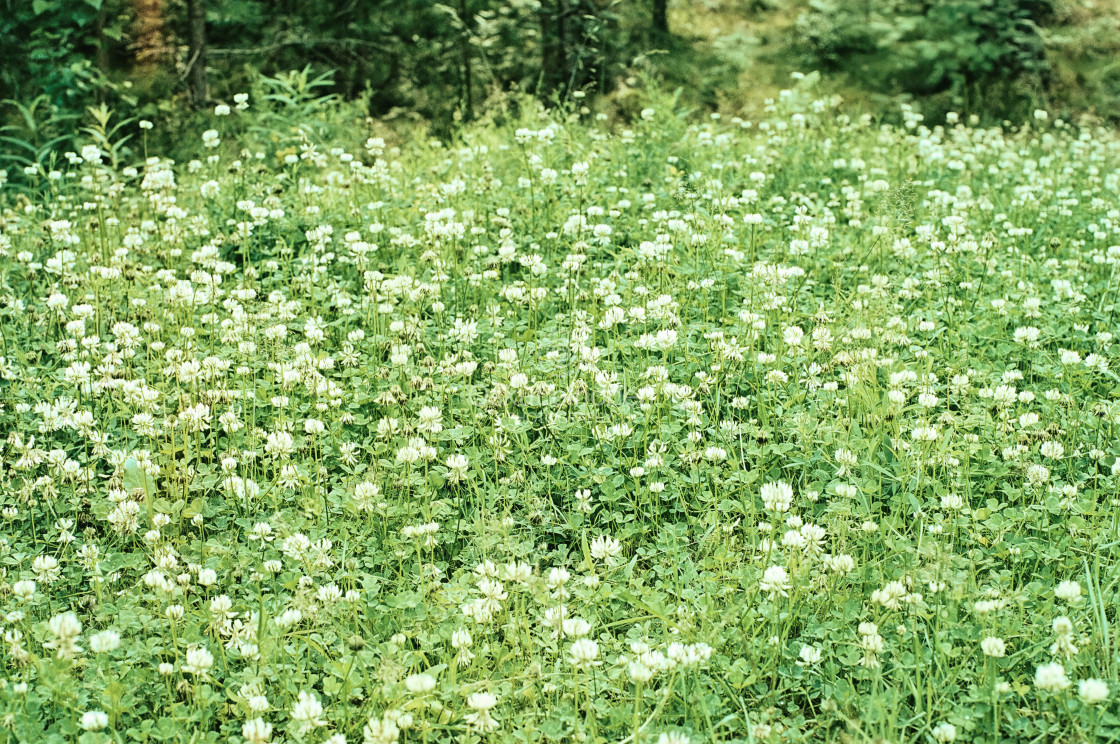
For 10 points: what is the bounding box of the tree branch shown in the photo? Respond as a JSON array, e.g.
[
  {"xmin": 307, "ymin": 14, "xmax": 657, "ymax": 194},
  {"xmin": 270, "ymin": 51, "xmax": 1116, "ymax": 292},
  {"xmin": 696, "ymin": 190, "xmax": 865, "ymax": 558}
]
[{"xmin": 208, "ymin": 38, "xmax": 387, "ymax": 57}]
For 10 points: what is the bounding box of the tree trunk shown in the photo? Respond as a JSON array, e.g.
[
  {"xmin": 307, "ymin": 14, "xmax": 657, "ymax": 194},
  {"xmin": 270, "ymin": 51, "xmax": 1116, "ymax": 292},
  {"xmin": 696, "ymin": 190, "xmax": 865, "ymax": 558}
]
[
  {"xmin": 186, "ymin": 0, "xmax": 208, "ymax": 106},
  {"xmin": 555, "ymin": 0, "xmax": 568, "ymax": 96},
  {"xmin": 539, "ymin": 0, "xmax": 563, "ymax": 96},
  {"xmin": 652, "ymin": 0, "xmax": 668, "ymax": 36},
  {"xmin": 95, "ymin": 8, "xmax": 111, "ymax": 73},
  {"xmin": 459, "ymin": 0, "xmax": 473, "ymax": 121},
  {"xmin": 133, "ymin": 0, "xmax": 171, "ymax": 70}
]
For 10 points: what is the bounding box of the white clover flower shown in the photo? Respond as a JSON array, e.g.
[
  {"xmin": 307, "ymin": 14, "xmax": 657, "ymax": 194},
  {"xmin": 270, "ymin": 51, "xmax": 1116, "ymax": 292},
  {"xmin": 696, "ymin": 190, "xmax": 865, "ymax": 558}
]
[
  {"xmin": 45, "ymin": 611, "xmax": 82, "ymax": 658},
  {"xmin": 90, "ymin": 629, "xmax": 121, "ymax": 653},
  {"xmin": 465, "ymin": 692, "xmax": 499, "ymax": 732},
  {"xmin": 33, "ymin": 555, "xmax": 61, "ymax": 583},
  {"xmin": 657, "ymin": 733, "xmax": 690, "ymax": 744},
  {"xmin": 504, "ymin": 561, "xmax": 531, "ymax": 584},
  {"xmin": 857, "ymin": 622, "xmax": 884, "ymax": 667},
  {"xmin": 871, "ymin": 581, "xmax": 907, "ymax": 610},
  {"xmin": 451, "ymin": 627, "xmax": 474, "ymax": 667},
  {"xmin": 797, "ymin": 644, "xmax": 822, "ymax": 666},
  {"xmin": 1035, "ymin": 662, "xmax": 1071, "ymax": 692},
  {"xmin": 561, "ymin": 617, "xmax": 592, "ymax": 638},
  {"xmin": 1026, "ymin": 463, "xmax": 1050, "ymax": 485},
  {"xmin": 931, "ymin": 722, "xmax": 956, "ymax": 743},
  {"xmin": 590, "ymin": 534, "xmax": 622, "ymax": 562},
  {"xmin": 941, "ymin": 493, "xmax": 964, "ymax": 511},
  {"xmin": 568, "ymin": 638, "xmax": 601, "ymax": 669},
  {"xmin": 242, "ymin": 718, "xmax": 273, "ymax": 744},
  {"xmin": 760, "ymin": 481, "xmax": 793, "ymax": 513},
  {"xmin": 290, "ymin": 690, "xmax": 326, "ymax": 731},
  {"xmin": 79, "ymin": 710, "xmax": 109, "ymax": 731},
  {"xmin": 1040, "ymin": 440, "xmax": 1064, "ymax": 459},
  {"xmin": 353, "ymin": 481, "xmax": 381, "ymax": 511},
  {"xmin": 760, "ymin": 565, "xmax": 790, "ymax": 598},
  {"xmin": 1051, "ymin": 615, "xmax": 1079, "ymax": 659},
  {"xmin": 364, "ymin": 715, "xmax": 400, "ymax": 744},
  {"xmin": 405, "ymin": 673, "xmax": 437, "ymax": 694},
  {"xmin": 628, "ymin": 660, "xmax": 654, "ymax": 683},
  {"xmin": 11, "ymin": 579, "xmax": 35, "ymax": 600},
  {"xmin": 782, "ymin": 325, "xmax": 804, "ymax": 347},
  {"xmin": 476, "ymin": 577, "xmax": 507, "ymax": 613},
  {"xmin": 445, "ymin": 454, "xmax": 470, "ymax": 484},
  {"xmin": 1079, "ymin": 678, "xmax": 1109, "ymax": 705},
  {"xmin": 980, "ymin": 637, "xmax": 1006, "ymax": 658},
  {"xmin": 1055, "ymin": 580, "xmax": 1081, "ymax": 601},
  {"xmin": 181, "ymin": 645, "xmax": 214, "ymax": 675}
]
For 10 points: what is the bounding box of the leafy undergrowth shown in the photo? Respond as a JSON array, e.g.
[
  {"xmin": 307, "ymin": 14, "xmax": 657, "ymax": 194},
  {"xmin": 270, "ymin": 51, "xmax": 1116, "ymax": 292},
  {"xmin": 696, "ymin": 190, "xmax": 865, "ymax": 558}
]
[
  {"xmin": 2, "ymin": 83, "xmax": 1120, "ymax": 744},
  {"xmin": 656, "ymin": 0, "xmax": 1120, "ymax": 125}
]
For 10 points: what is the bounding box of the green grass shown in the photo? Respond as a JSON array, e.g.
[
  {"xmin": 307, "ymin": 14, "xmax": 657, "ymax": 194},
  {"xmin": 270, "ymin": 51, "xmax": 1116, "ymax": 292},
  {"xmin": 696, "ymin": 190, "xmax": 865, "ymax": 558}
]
[{"xmin": 1, "ymin": 79, "xmax": 1120, "ymax": 744}]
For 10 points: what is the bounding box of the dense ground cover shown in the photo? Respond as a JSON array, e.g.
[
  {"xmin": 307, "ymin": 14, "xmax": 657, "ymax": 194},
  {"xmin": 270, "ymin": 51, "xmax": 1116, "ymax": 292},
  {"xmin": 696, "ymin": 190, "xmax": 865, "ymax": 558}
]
[{"xmin": 2, "ymin": 84, "xmax": 1120, "ymax": 743}]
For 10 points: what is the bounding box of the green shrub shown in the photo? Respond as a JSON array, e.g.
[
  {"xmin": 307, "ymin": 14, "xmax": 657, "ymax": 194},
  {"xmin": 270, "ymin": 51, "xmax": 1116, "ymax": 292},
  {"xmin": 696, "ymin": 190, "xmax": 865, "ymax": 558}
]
[{"xmin": 793, "ymin": 0, "xmax": 1054, "ymax": 120}]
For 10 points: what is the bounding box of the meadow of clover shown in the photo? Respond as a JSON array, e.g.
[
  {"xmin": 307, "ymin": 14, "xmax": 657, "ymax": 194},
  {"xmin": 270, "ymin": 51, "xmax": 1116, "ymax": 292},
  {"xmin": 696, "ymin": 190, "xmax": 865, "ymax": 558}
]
[{"xmin": 3, "ymin": 80, "xmax": 1120, "ymax": 744}]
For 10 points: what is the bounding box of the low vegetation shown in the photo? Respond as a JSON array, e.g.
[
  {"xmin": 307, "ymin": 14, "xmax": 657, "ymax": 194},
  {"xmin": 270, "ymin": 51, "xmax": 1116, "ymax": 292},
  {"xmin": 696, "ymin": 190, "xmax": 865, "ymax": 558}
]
[{"xmin": 1, "ymin": 80, "xmax": 1120, "ymax": 743}]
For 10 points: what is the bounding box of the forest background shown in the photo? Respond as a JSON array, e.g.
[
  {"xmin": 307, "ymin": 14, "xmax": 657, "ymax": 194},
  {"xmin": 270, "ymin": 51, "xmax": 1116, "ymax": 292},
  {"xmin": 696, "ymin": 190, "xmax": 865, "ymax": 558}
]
[{"xmin": 2, "ymin": 0, "xmax": 1119, "ymax": 167}]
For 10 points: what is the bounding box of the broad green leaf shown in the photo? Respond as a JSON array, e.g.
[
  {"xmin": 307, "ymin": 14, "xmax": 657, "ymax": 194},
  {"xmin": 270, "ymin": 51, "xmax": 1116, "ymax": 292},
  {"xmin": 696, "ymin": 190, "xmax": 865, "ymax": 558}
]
[{"xmin": 123, "ymin": 457, "xmax": 154, "ymax": 500}]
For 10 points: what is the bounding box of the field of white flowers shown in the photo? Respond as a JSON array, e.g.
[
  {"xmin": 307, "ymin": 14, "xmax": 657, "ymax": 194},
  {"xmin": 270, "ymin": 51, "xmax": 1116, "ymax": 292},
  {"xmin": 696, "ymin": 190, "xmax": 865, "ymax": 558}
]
[{"xmin": 2, "ymin": 80, "xmax": 1120, "ymax": 744}]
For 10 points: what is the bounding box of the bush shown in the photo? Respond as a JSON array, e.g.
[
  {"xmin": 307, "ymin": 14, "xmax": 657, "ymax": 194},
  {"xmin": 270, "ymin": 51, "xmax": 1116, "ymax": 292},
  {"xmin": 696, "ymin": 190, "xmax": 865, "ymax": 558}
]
[
  {"xmin": 794, "ymin": 0, "xmax": 1053, "ymax": 119},
  {"xmin": 793, "ymin": 1, "xmax": 880, "ymax": 70}
]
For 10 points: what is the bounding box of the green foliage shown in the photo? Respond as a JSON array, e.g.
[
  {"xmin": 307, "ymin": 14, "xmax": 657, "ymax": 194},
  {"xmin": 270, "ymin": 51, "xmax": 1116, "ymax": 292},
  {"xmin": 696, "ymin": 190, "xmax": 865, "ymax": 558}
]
[
  {"xmin": 81, "ymin": 103, "xmax": 135, "ymax": 170},
  {"xmin": 1043, "ymin": 10, "xmax": 1120, "ymax": 122},
  {"xmin": 252, "ymin": 67, "xmax": 341, "ymax": 141},
  {"xmin": 911, "ymin": 0, "xmax": 1051, "ymax": 97},
  {"xmin": 0, "ymin": 100, "xmax": 136, "ymax": 195},
  {"xmin": 794, "ymin": 0, "xmax": 1054, "ymax": 119},
  {"xmin": 0, "ymin": 96, "xmax": 79, "ymax": 177},
  {"xmin": 0, "ymin": 0, "xmax": 132, "ymax": 109},
  {"xmin": 3, "ymin": 0, "xmax": 1120, "ymax": 147},
  {"xmin": 793, "ymin": 0, "xmax": 881, "ymax": 69},
  {"xmin": 1, "ymin": 82, "xmax": 1120, "ymax": 743}
]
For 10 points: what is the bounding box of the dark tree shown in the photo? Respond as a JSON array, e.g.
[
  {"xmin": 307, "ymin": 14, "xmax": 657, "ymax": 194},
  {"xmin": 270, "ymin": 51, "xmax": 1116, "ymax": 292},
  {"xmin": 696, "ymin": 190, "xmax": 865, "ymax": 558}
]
[
  {"xmin": 459, "ymin": 0, "xmax": 474, "ymax": 120},
  {"xmin": 652, "ymin": 0, "xmax": 668, "ymax": 35},
  {"xmin": 539, "ymin": 0, "xmax": 568, "ymax": 97},
  {"xmin": 186, "ymin": 0, "xmax": 208, "ymax": 106}
]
